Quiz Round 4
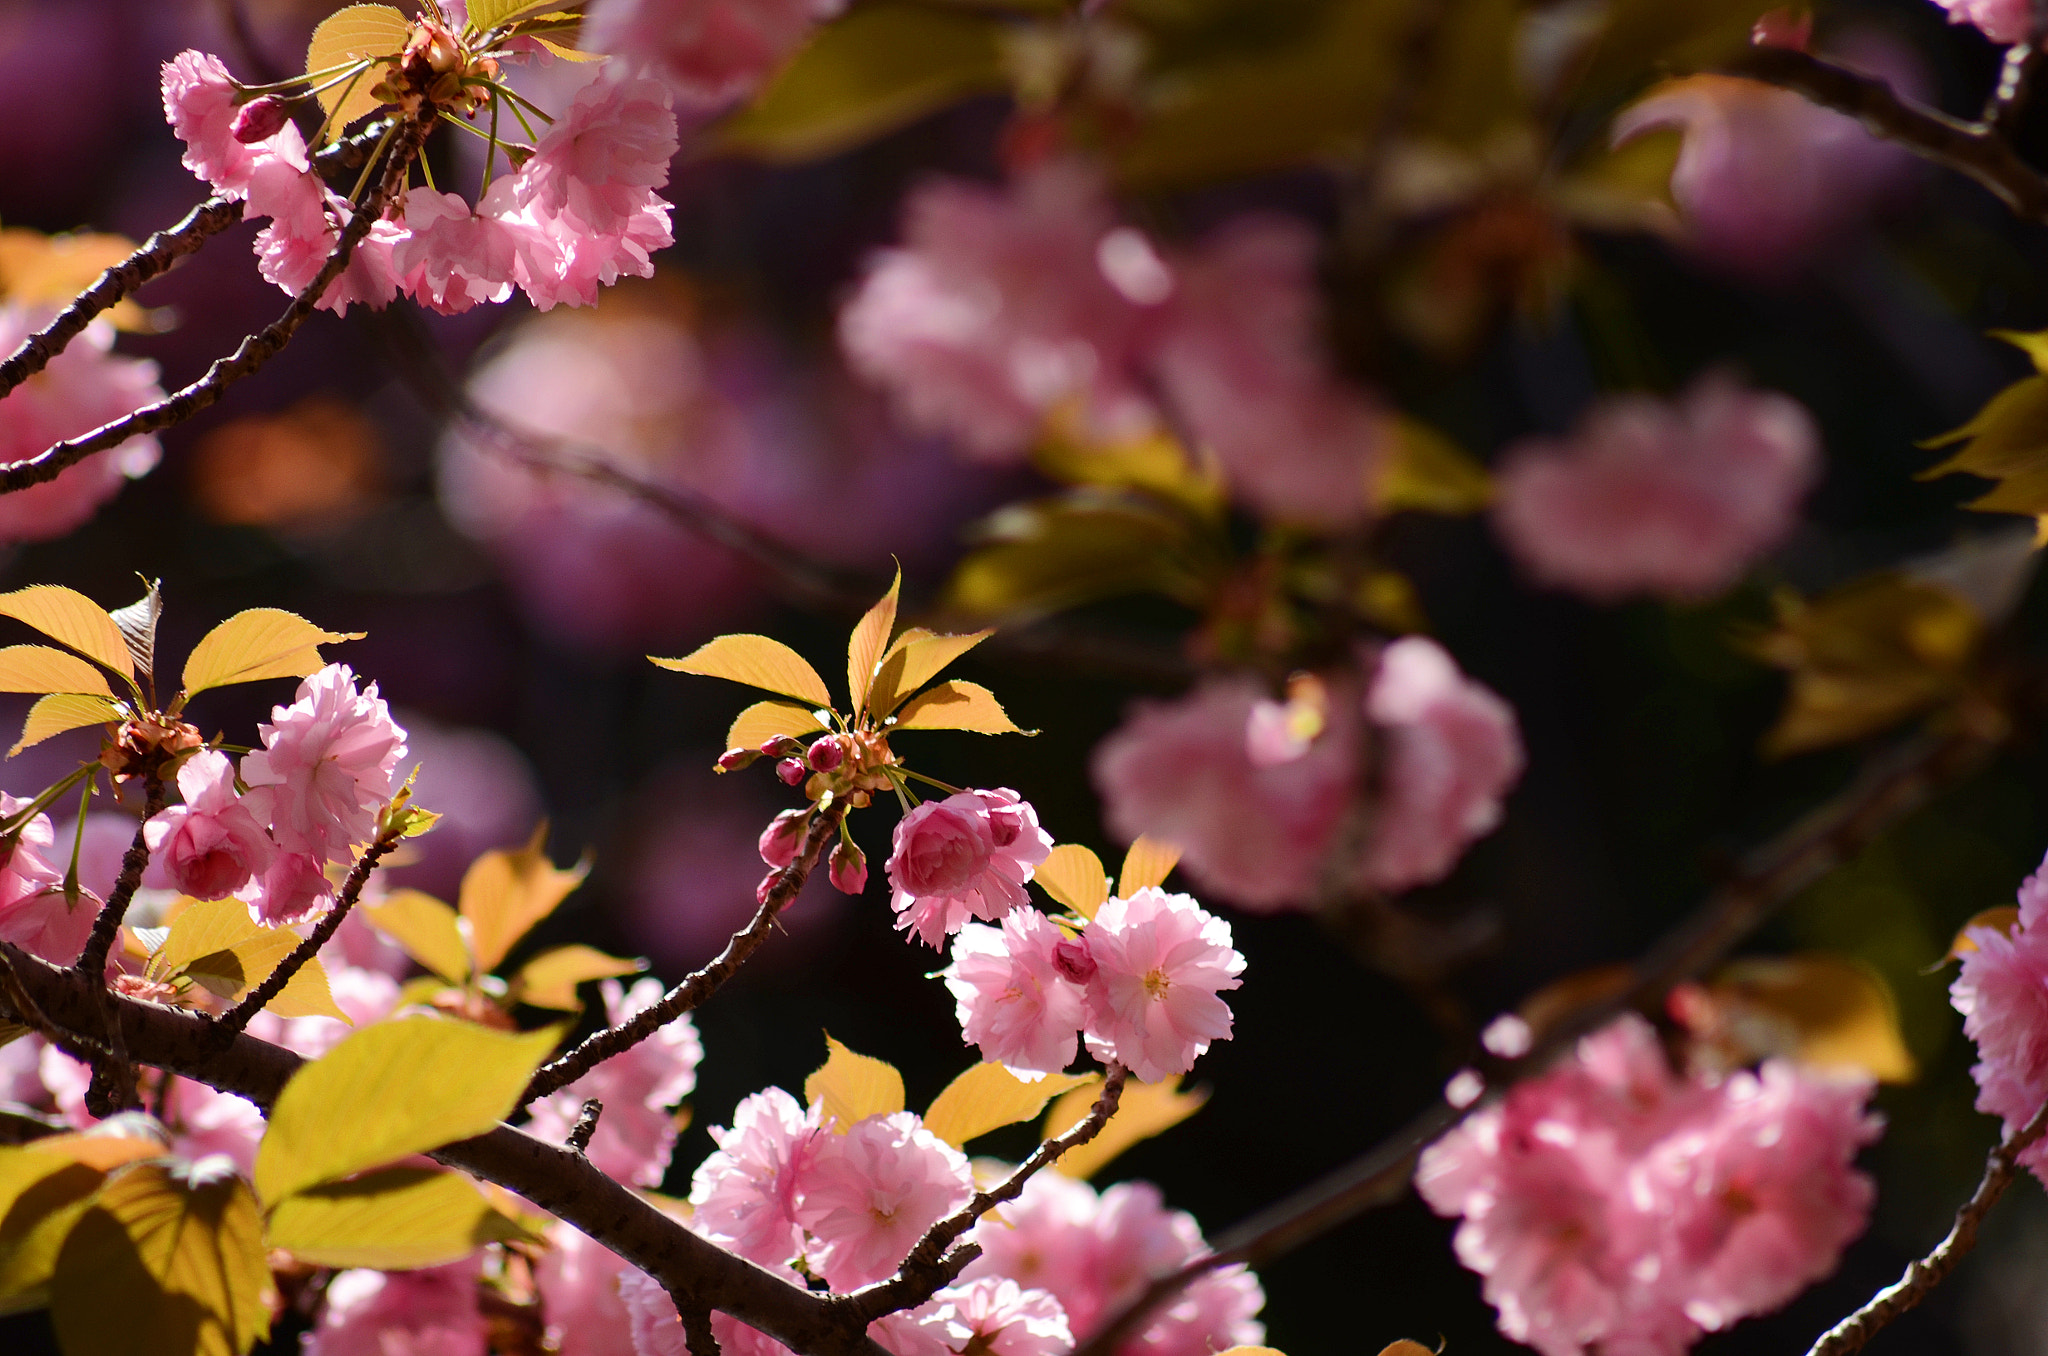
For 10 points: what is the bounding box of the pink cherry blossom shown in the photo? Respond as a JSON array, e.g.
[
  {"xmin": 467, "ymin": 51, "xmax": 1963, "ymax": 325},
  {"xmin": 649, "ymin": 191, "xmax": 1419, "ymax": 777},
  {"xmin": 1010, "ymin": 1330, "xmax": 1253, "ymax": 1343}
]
[
  {"xmin": 1491, "ymin": 373, "xmax": 1821, "ymax": 602},
  {"xmin": 689, "ymin": 1086, "xmax": 821, "ymax": 1268},
  {"xmin": 159, "ymin": 1074, "xmax": 267, "ymax": 1178},
  {"xmin": 793, "ymin": 1110, "xmax": 974, "ymax": 1290},
  {"xmin": 240, "ymin": 664, "xmax": 407, "ymax": 865},
  {"xmin": 530, "ymin": 977, "xmax": 702, "ymax": 1187},
  {"xmin": 515, "ymin": 190, "xmax": 673, "ymax": 311},
  {"xmin": 621, "ymin": 1267, "xmax": 798, "ymax": 1356},
  {"xmin": 144, "ymin": 749, "xmax": 276, "ymax": 900},
  {"xmin": 925, "ymin": 1278, "xmax": 1071, "ymax": 1356},
  {"xmin": 517, "ymin": 75, "xmax": 679, "ymax": 234},
  {"xmin": 944, "ymin": 910, "xmax": 1088, "ymax": 1078},
  {"xmin": 886, "ymin": 789, "xmax": 1052, "ymax": 947},
  {"xmin": 1360, "ymin": 637, "xmax": 1523, "ymax": 893},
  {"xmin": 1930, "ymin": 0, "xmax": 2034, "ymax": 44},
  {"xmin": 318, "ymin": 209, "xmax": 406, "ymax": 315},
  {"xmin": 1953, "ymin": 851, "xmax": 2048, "ymax": 1180},
  {"xmin": 271, "ymin": 964, "xmax": 400, "ymax": 1060},
  {"xmin": 535, "ymin": 1223, "xmax": 636, "ymax": 1356},
  {"xmin": 304, "ymin": 1259, "xmax": 486, "ymax": 1356},
  {"xmin": 1077, "ymin": 887, "xmax": 1243, "ymax": 1084},
  {"xmin": 0, "ymin": 793, "xmax": 83, "ymax": 964},
  {"xmin": 239, "ymin": 850, "xmax": 334, "ymax": 927},
  {"xmin": 394, "ymin": 188, "xmax": 529, "ymax": 315},
  {"xmin": 1092, "ymin": 676, "xmax": 1355, "ymax": 912},
  {"xmin": 160, "ymin": 50, "xmax": 308, "ymax": 198},
  {"xmin": 584, "ymin": 0, "xmax": 840, "ymax": 107},
  {"xmin": 246, "ymin": 152, "xmax": 334, "ymax": 296}
]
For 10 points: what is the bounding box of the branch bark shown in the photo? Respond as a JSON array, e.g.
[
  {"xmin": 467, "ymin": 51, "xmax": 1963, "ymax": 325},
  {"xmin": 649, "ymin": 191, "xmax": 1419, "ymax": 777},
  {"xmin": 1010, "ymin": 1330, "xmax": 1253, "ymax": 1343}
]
[{"xmin": 74, "ymin": 772, "xmax": 165, "ymax": 978}]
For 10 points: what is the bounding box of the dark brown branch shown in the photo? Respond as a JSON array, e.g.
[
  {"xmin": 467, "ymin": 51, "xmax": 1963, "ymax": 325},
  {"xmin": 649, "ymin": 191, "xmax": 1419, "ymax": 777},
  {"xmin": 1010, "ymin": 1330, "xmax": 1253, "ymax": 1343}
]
[
  {"xmin": 519, "ymin": 807, "xmax": 845, "ymax": 1108},
  {"xmin": 0, "ymin": 107, "xmax": 433, "ymax": 497},
  {"xmin": 75, "ymin": 773, "xmax": 164, "ymax": 978},
  {"xmin": 1071, "ymin": 723, "xmax": 2003, "ymax": 1356},
  {"xmin": 848, "ymin": 1064, "xmax": 1129, "ymax": 1322},
  {"xmin": 1735, "ymin": 46, "xmax": 2048, "ymax": 220},
  {"xmin": 0, "ymin": 940, "xmax": 892, "ymax": 1356},
  {"xmin": 682, "ymin": 1301, "xmax": 723, "ymax": 1356},
  {"xmin": 215, "ymin": 834, "xmax": 398, "ymax": 1037},
  {"xmin": 566, "ymin": 1098, "xmax": 604, "ymax": 1154},
  {"xmin": 1805, "ymin": 1099, "xmax": 2048, "ymax": 1356}
]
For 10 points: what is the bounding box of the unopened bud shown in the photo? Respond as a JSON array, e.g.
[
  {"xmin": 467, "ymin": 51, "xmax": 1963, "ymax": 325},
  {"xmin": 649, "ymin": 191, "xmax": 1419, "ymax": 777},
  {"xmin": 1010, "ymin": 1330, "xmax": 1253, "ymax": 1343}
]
[
  {"xmin": 231, "ymin": 95, "xmax": 291, "ymax": 143},
  {"xmin": 758, "ymin": 809, "xmax": 807, "ymax": 868},
  {"xmin": 828, "ymin": 841, "xmax": 868, "ymax": 895},
  {"xmin": 1051, "ymin": 936, "xmax": 1096, "ymax": 985},
  {"xmin": 756, "ymin": 869, "xmax": 783, "ymax": 905},
  {"xmin": 776, "ymin": 758, "xmax": 808, "ymax": 786},
  {"xmin": 759, "ymin": 734, "xmax": 800, "ymax": 758},
  {"xmin": 807, "ymin": 736, "xmax": 844, "ymax": 772},
  {"xmin": 717, "ymin": 747, "xmax": 759, "ymax": 774}
]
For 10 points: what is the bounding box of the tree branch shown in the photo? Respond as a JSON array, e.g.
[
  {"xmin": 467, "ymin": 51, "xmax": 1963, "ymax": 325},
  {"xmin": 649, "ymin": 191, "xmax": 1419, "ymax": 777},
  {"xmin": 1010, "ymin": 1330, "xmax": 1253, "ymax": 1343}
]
[
  {"xmin": 214, "ymin": 832, "xmax": 399, "ymax": 1037},
  {"xmin": 1806, "ymin": 1098, "xmax": 2048, "ymax": 1356},
  {"xmin": 1070, "ymin": 723, "xmax": 2003, "ymax": 1356},
  {"xmin": 519, "ymin": 806, "xmax": 845, "ymax": 1108},
  {"xmin": 74, "ymin": 772, "xmax": 165, "ymax": 978}
]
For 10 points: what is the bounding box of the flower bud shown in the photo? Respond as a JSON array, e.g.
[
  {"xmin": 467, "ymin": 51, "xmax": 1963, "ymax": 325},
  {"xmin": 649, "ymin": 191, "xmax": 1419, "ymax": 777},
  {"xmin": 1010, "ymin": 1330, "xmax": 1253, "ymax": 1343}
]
[
  {"xmin": 758, "ymin": 809, "xmax": 807, "ymax": 868},
  {"xmin": 756, "ymin": 869, "xmax": 782, "ymax": 905},
  {"xmin": 759, "ymin": 734, "xmax": 800, "ymax": 758},
  {"xmin": 231, "ymin": 95, "xmax": 291, "ymax": 143},
  {"xmin": 717, "ymin": 747, "xmax": 759, "ymax": 774},
  {"xmin": 828, "ymin": 840, "xmax": 867, "ymax": 895},
  {"xmin": 776, "ymin": 758, "xmax": 808, "ymax": 786},
  {"xmin": 807, "ymin": 736, "xmax": 844, "ymax": 772},
  {"xmin": 1051, "ymin": 936, "xmax": 1097, "ymax": 985}
]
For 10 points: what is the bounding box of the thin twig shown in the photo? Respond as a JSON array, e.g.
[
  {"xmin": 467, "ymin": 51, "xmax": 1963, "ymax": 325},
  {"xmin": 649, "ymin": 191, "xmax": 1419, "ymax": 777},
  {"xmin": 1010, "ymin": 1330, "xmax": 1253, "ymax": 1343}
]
[
  {"xmin": 1070, "ymin": 723, "xmax": 2002, "ymax": 1356},
  {"xmin": 75, "ymin": 773, "xmax": 164, "ymax": 978},
  {"xmin": 847, "ymin": 1065, "xmax": 1130, "ymax": 1322},
  {"xmin": 1806, "ymin": 1099, "xmax": 2048, "ymax": 1356},
  {"xmin": 518, "ymin": 806, "xmax": 846, "ymax": 1108},
  {"xmin": 566, "ymin": 1098, "xmax": 603, "ymax": 1154},
  {"xmin": 214, "ymin": 834, "xmax": 399, "ymax": 1037}
]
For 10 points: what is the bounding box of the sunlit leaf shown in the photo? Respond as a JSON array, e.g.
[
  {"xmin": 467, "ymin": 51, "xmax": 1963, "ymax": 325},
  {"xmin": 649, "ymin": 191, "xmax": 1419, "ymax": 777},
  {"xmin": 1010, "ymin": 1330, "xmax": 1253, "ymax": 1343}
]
[
  {"xmin": 1118, "ymin": 837, "xmax": 1182, "ymax": 898},
  {"xmin": 178, "ymin": 931, "xmax": 298, "ymax": 1005},
  {"xmin": 0, "ymin": 586, "xmax": 132, "ymax": 678},
  {"xmin": 254, "ymin": 1018, "xmax": 561, "ymax": 1203},
  {"xmin": 458, "ymin": 826, "xmax": 589, "ymax": 975},
  {"xmin": 305, "ymin": 4, "xmax": 411, "ymax": 140},
  {"xmin": 1698, "ymin": 954, "xmax": 1917, "ymax": 1083},
  {"xmin": 1036, "ymin": 845, "xmax": 1109, "ymax": 919},
  {"xmin": 891, "ymin": 681, "xmax": 1029, "ymax": 735},
  {"xmin": 1378, "ymin": 418, "xmax": 1493, "ymax": 515},
  {"xmin": 651, "ymin": 634, "xmax": 833, "ymax": 707},
  {"xmin": 0, "ymin": 646, "xmax": 114, "ymax": 698},
  {"xmin": 150, "ymin": 898, "xmax": 262, "ymax": 981},
  {"xmin": 508, "ymin": 945, "xmax": 646, "ymax": 1011},
  {"xmin": 0, "ymin": 1157, "xmax": 106, "ymax": 1314},
  {"xmin": 848, "ymin": 569, "xmax": 901, "ymax": 719},
  {"xmin": 923, "ymin": 1064, "xmax": 1094, "ymax": 1149},
  {"xmin": 266, "ymin": 957, "xmax": 352, "ymax": 1024},
  {"xmin": 1919, "ymin": 335, "xmax": 2048, "ymax": 530},
  {"xmin": 466, "ymin": 0, "xmax": 561, "ymax": 31},
  {"xmin": 1948, "ymin": 905, "xmax": 2022, "ymax": 961},
  {"xmin": 868, "ymin": 628, "xmax": 994, "ymax": 720},
  {"xmin": 1032, "ymin": 420, "xmax": 1225, "ymax": 518},
  {"xmin": 1041, "ymin": 1076, "xmax": 1206, "ymax": 1180},
  {"xmin": 804, "ymin": 1034, "xmax": 905, "ymax": 1133},
  {"xmin": 9, "ymin": 692, "xmax": 121, "ymax": 758},
  {"xmin": 533, "ymin": 35, "xmax": 605, "ymax": 61},
  {"xmin": 267, "ymin": 1165, "xmax": 529, "ymax": 1269},
  {"xmin": 723, "ymin": 700, "xmax": 827, "ymax": 760},
  {"xmin": 181, "ymin": 609, "xmax": 364, "ymax": 699},
  {"xmin": 365, "ymin": 889, "xmax": 471, "ymax": 984}
]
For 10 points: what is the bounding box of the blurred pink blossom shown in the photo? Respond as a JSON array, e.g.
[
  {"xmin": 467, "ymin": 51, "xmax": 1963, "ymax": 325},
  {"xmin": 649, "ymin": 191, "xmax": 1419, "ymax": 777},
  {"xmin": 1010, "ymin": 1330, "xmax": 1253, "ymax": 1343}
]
[
  {"xmin": 144, "ymin": 749, "xmax": 275, "ymax": 900},
  {"xmin": 944, "ymin": 909, "xmax": 1089, "ymax": 1078},
  {"xmin": 1952, "ymin": 852, "xmax": 2048, "ymax": 1179},
  {"xmin": 689, "ymin": 1085, "xmax": 821, "ymax": 1268},
  {"xmin": 1931, "ymin": 0, "xmax": 2035, "ymax": 45},
  {"xmin": 304, "ymin": 1259, "xmax": 486, "ymax": 1356},
  {"xmin": 0, "ymin": 792, "xmax": 82, "ymax": 963},
  {"xmin": 529, "ymin": 977, "xmax": 702, "ymax": 1186},
  {"xmin": 535, "ymin": 1223, "xmax": 636, "ymax": 1356},
  {"xmin": 385, "ymin": 713, "xmax": 544, "ymax": 899},
  {"xmin": 584, "ymin": 0, "xmax": 840, "ymax": 106},
  {"xmin": 794, "ymin": 1110, "xmax": 974, "ymax": 1290},
  {"xmin": 886, "ymin": 789, "xmax": 1052, "ymax": 948},
  {"xmin": 1491, "ymin": 373, "xmax": 1821, "ymax": 602},
  {"xmin": 1077, "ymin": 887, "xmax": 1243, "ymax": 1083},
  {"xmin": 924, "ymin": 1278, "xmax": 1071, "ymax": 1356},
  {"xmin": 240, "ymin": 664, "xmax": 408, "ymax": 866}
]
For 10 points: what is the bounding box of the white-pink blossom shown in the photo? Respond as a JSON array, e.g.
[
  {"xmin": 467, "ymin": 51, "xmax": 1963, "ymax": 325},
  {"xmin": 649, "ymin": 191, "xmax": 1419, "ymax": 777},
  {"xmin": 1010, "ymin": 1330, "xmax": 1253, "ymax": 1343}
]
[
  {"xmin": 160, "ymin": 50, "xmax": 309, "ymax": 199},
  {"xmin": 794, "ymin": 1110, "xmax": 974, "ymax": 1290},
  {"xmin": 393, "ymin": 188, "xmax": 528, "ymax": 315},
  {"xmin": 0, "ymin": 793, "xmax": 83, "ymax": 964},
  {"xmin": 584, "ymin": 0, "xmax": 840, "ymax": 106},
  {"xmin": 1491, "ymin": 373, "xmax": 1821, "ymax": 602},
  {"xmin": 622, "ymin": 1266, "xmax": 798, "ymax": 1356},
  {"xmin": 535, "ymin": 1222, "xmax": 636, "ymax": 1356},
  {"xmin": 144, "ymin": 749, "xmax": 276, "ymax": 900},
  {"xmin": 924, "ymin": 1278, "xmax": 1071, "ymax": 1356},
  {"xmin": 530, "ymin": 977, "xmax": 702, "ymax": 1187},
  {"xmin": 239, "ymin": 849, "xmax": 334, "ymax": 927},
  {"xmin": 1078, "ymin": 887, "xmax": 1242, "ymax": 1083},
  {"xmin": 159, "ymin": 1073, "xmax": 267, "ymax": 1178},
  {"xmin": 239, "ymin": 664, "xmax": 407, "ymax": 865},
  {"xmin": 944, "ymin": 910, "xmax": 1088, "ymax": 1079},
  {"xmin": 689, "ymin": 1085, "xmax": 821, "ymax": 1268},
  {"xmin": 517, "ymin": 75, "xmax": 679, "ymax": 234},
  {"xmin": 886, "ymin": 789, "xmax": 1052, "ymax": 948},
  {"xmin": 1952, "ymin": 852, "xmax": 2048, "ymax": 1180},
  {"xmin": 304, "ymin": 1260, "xmax": 486, "ymax": 1356}
]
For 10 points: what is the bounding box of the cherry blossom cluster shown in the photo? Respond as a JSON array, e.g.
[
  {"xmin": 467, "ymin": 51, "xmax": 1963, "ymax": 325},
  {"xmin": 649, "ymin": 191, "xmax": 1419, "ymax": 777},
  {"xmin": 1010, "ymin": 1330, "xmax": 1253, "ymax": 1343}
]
[
  {"xmin": 839, "ymin": 159, "xmax": 1389, "ymax": 527},
  {"xmin": 1950, "ymin": 850, "xmax": 2048, "ymax": 1181},
  {"xmin": 1092, "ymin": 636, "xmax": 1524, "ymax": 912},
  {"xmin": 1416, "ymin": 1014, "xmax": 1881, "ymax": 1356},
  {"xmin": 161, "ymin": 46, "xmax": 676, "ymax": 316},
  {"xmin": 583, "ymin": 0, "xmax": 845, "ymax": 106}
]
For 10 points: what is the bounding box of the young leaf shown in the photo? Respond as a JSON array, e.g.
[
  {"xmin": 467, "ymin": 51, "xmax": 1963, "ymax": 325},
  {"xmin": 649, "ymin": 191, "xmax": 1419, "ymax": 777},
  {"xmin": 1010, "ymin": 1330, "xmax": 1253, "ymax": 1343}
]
[
  {"xmin": 724, "ymin": 700, "xmax": 828, "ymax": 758},
  {"xmin": 181, "ymin": 609, "xmax": 364, "ymax": 699},
  {"xmin": 463, "ymin": 0, "xmax": 542, "ymax": 31},
  {"xmin": 266, "ymin": 1165, "xmax": 528, "ymax": 1270},
  {"xmin": 891, "ymin": 680, "xmax": 1029, "ymax": 734},
  {"xmin": 1948, "ymin": 905, "xmax": 2022, "ymax": 961},
  {"xmin": 51, "ymin": 1159, "xmax": 271, "ymax": 1356},
  {"xmin": 868, "ymin": 628, "xmax": 993, "ymax": 719},
  {"xmin": 266, "ymin": 956, "xmax": 352, "ymax": 1024},
  {"xmin": 532, "ymin": 35, "xmax": 605, "ymax": 60},
  {"xmin": 364, "ymin": 889, "xmax": 471, "ymax": 984},
  {"xmin": 10, "ymin": 692, "xmax": 121, "ymax": 757},
  {"xmin": 178, "ymin": 930, "xmax": 299, "ymax": 1004},
  {"xmin": 255, "ymin": 1018, "xmax": 562, "ymax": 1203},
  {"xmin": 847, "ymin": 570, "xmax": 901, "ymax": 718},
  {"xmin": 0, "ymin": 1157, "xmax": 107, "ymax": 1313},
  {"xmin": 1118, "ymin": 837, "xmax": 1182, "ymax": 898},
  {"xmin": 305, "ymin": 5, "xmax": 412, "ymax": 139},
  {"xmin": 508, "ymin": 945, "xmax": 646, "ymax": 1011},
  {"xmin": 0, "ymin": 586, "xmax": 132, "ymax": 678},
  {"xmin": 151, "ymin": 897, "xmax": 262, "ymax": 981},
  {"xmin": 0, "ymin": 646, "xmax": 114, "ymax": 698},
  {"xmin": 1041, "ymin": 1076, "xmax": 1207, "ymax": 1180},
  {"xmin": 923, "ymin": 1064, "xmax": 1094, "ymax": 1150},
  {"xmin": 458, "ymin": 826, "xmax": 589, "ymax": 975},
  {"xmin": 108, "ymin": 580, "xmax": 162, "ymax": 685},
  {"xmin": 1034, "ymin": 845, "xmax": 1109, "ymax": 919},
  {"xmin": 804, "ymin": 1034, "xmax": 905, "ymax": 1132},
  {"xmin": 1378, "ymin": 418, "xmax": 1493, "ymax": 516},
  {"xmin": 651, "ymin": 635, "xmax": 833, "ymax": 708},
  {"xmin": 1700, "ymin": 954, "xmax": 1917, "ymax": 1083}
]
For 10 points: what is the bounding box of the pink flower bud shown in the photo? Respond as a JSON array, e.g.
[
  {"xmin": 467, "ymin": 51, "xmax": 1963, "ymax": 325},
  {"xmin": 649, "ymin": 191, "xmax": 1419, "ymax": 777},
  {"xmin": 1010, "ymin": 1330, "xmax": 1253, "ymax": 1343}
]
[
  {"xmin": 776, "ymin": 758, "xmax": 808, "ymax": 786},
  {"xmin": 231, "ymin": 95, "xmax": 291, "ymax": 144},
  {"xmin": 829, "ymin": 841, "xmax": 867, "ymax": 895},
  {"xmin": 756, "ymin": 869, "xmax": 782, "ymax": 905},
  {"xmin": 807, "ymin": 736, "xmax": 844, "ymax": 772},
  {"xmin": 718, "ymin": 747, "xmax": 759, "ymax": 773},
  {"xmin": 759, "ymin": 809, "xmax": 808, "ymax": 868},
  {"xmin": 759, "ymin": 734, "xmax": 798, "ymax": 758},
  {"xmin": 1051, "ymin": 935, "xmax": 1096, "ymax": 985}
]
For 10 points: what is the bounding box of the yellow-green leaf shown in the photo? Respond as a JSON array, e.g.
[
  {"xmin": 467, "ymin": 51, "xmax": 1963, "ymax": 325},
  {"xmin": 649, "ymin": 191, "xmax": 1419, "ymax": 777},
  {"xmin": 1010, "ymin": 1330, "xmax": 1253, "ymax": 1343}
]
[
  {"xmin": 267, "ymin": 956, "xmax": 352, "ymax": 1024},
  {"xmin": 1118, "ymin": 837, "xmax": 1181, "ymax": 898},
  {"xmin": 365, "ymin": 889, "xmax": 471, "ymax": 984},
  {"xmin": 508, "ymin": 945, "xmax": 646, "ymax": 1011},
  {"xmin": 0, "ymin": 586, "xmax": 132, "ymax": 678},
  {"xmin": 305, "ymin": 5, "xmax": 411, "ymax": 139},
  {"xmin": 181, "ymin": 608, "xmax": 363, "ymax": 699},
  {"xmin": 891, "ymin": 680, "xmax": 1028, "ymax": 735},
  {"xmin": 51, "ymin": 1159, "xmax": 271, "ymax": 1356},
  {"xmin": 868, "ymin": 628, "xmax": 993, "ymax": 720},
  {"xmin": 1701, "ymin": 954, "xmax": 1917, "ymax": 1083},
  {"xmin": 848, "ymin": 569, "xmax": 901, "ymax": 718},
  {"xmin": 1031, "ymin": 421, "xmax": 1225, "ymax": 518},
  {"xmin": 804, "ymin": 1034, "xmax": 905, "ymax": 1133},
  {"xmin": 150, "ymin": 897, "xmax": 262, "ymax": 982},
  {"xmin": 724, "ymin": 700, "xmax": 827, "ymax": 760},
  {"xmin": 0, "ymin": 1144, "xmax": 149, "ymax": 1313},
  {"xmin": 1378, "ymin": 417, "xmax": 1493, "ymax": 516},
  {"xmin": 533, "ymin": 35, "xmax": 605, "ymax": 61},
  {"xmin": 267, "ymin": 1165, "xmax": 528, "ymax": 1270},
  {"xmin": 0, "ymin": 645, "xmax": 113, "ymax": 698},
  {"xmin": 1035, "ymin": 844, "xmax": 1109, "ymax": 919},
  {"xmin": 465, "ymin": 0, "xmax": 556, "ymax": 31},
  {"xmin": 1041, "ymin": 1076, "xmax": 1207, "ymax": 1180},
  {"xmin": 10, "ymin": 692, "xmax": 120, "ymax": 757},
  {"xmin": 652, "ymin": 634, "xmax": 833, "ymax": 708},
  {"xmin": 178, "ymin": 931, "xmax": 298, "ymax": 1005},
  {"xmin": 254, "ymin": 1017, "xmax": 562, "ymax": 1203},
  {"xmin": 458, "ymin": 826, "xmax": 589, "ymax": 975},
  {"xmin": 923, "ymin": 1064, "xmax": 1093, "ymax": 1149}
]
